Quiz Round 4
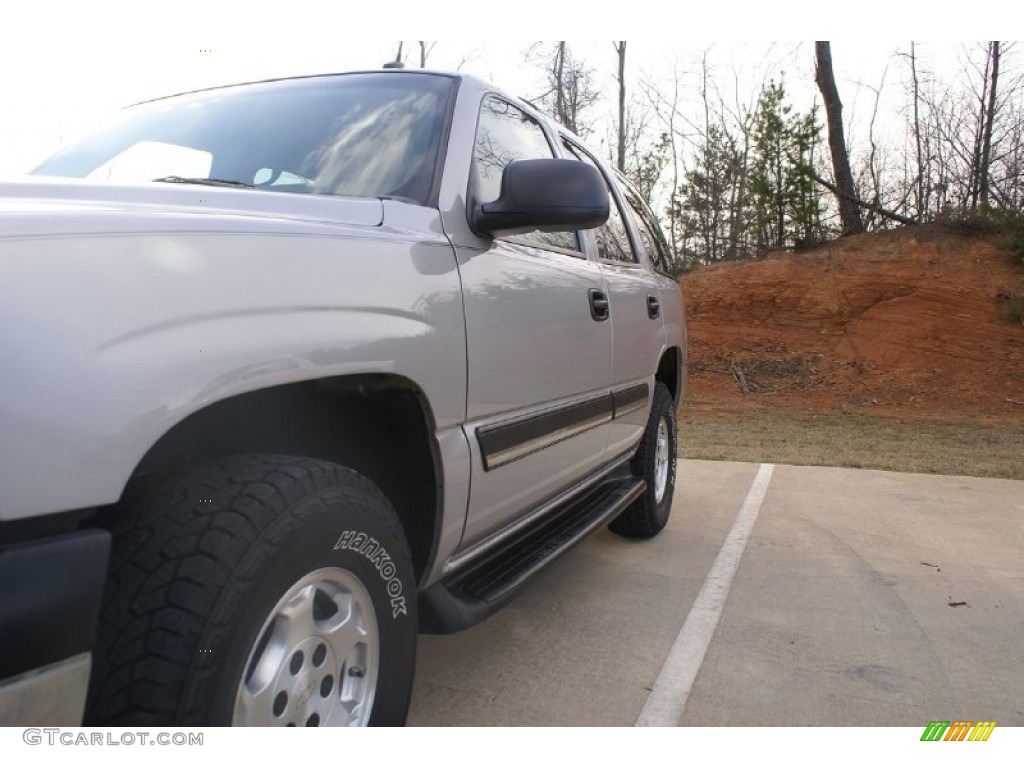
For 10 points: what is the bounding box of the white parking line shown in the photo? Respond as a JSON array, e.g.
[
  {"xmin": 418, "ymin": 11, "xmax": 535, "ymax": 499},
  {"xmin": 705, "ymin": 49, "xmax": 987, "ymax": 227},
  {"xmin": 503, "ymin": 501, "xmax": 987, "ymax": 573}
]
[{"xmin": 635, "ymin": 462, "xmax": 776, "ymax": 726}]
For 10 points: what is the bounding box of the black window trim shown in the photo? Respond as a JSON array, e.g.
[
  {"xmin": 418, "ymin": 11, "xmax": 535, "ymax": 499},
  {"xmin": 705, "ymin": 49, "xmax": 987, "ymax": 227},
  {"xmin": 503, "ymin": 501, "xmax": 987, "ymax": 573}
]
[
  {"xmin": 559, "ymin": 136, "xmax": 644, "ymax": 268},
  {"xmin": 501, "ymin": 234, "xmax": 588, "ymax": 259},
  {"xmin": 616, "ymin": 172, "xmax": 682, "ymax": 281},
  {"xmin": 468, "ymin": 91, "xmax": 586, "ymax": 258},
  {"xmin": 422, "ymin": 74, "xmax": 462, "ymax": 210}
]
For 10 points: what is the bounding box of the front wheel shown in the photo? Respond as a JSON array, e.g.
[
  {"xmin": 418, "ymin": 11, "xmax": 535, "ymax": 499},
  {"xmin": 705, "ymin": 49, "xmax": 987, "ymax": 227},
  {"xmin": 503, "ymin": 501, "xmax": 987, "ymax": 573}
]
[
  {"xmin": 609, "ymin": 382, "xmax": 678, "ymax": 538},
  {"xmin": 87, "ymin": 454, "xmax": 417, "ymax": 727}
]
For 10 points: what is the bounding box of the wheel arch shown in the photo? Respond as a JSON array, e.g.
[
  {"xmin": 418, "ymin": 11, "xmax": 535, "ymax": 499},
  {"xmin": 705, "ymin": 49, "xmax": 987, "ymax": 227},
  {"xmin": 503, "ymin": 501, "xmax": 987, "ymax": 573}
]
[
  {"xmin": 656, "ymin": 346, "xmax": 683, "ymax": 407},
  {"xmin": 108, "ymin": 374, "xmax": 443, "ymax": 585}
]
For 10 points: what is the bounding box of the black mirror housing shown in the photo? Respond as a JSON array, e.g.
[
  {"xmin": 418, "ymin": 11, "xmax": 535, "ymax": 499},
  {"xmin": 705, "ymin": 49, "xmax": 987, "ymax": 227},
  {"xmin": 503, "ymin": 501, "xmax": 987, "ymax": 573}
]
[{"xmin": 470, "ymin": 159, "xmax": 610, "ymax": 237}]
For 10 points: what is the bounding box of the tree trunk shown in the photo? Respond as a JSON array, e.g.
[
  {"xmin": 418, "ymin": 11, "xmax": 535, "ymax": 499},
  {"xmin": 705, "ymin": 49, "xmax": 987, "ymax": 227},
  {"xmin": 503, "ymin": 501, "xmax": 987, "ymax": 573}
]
[
  {"xmin": 980, "ymin": 41, "xmax": 1000, "ymax": 207},
  {"xmin": 727, "ymin": 126, "xmax": 750, "ymax": 260},
  {"xmin": 616, "ymin": 42, "xmax": 627, "ymax": 172},
  {"xmin": 775, "ymin": 139, "xmax": 784, "ymax": 245},
  {"xmin": 555, "ymin": 42, "xmax": 567, "ymax": 131},
  {"xmin": 969, "ymin": 46, "xmax": 992, "ymax": 209},
  {"xmin": 417, "ymin": 42, "xmax": 432, "ymax": 68},
  {"xmin": 814, "ymin": 42, "xmax": 864, "ymax": 235},
  {"xmin": 910, "ymin": 42, "xmax": 927, "ymax": 219}
]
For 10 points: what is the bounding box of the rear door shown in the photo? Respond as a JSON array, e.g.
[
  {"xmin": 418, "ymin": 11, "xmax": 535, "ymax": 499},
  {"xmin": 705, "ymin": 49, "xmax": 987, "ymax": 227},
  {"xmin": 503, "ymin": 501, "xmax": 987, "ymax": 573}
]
[{"xmin": 562, "ymin": 140, "xmax": 667, "ymax": 460}]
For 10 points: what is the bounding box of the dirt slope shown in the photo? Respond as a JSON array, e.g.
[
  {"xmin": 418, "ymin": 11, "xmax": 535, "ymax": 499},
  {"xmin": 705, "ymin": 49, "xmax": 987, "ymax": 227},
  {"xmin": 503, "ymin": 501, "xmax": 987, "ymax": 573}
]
[{"xmin": 681, "ymin": 226, "xmax": 1024, "ymax": 424}]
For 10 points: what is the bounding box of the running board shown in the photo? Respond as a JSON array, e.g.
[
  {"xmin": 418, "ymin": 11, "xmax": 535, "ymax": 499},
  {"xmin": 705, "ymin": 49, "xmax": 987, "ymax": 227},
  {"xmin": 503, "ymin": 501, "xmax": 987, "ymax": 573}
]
[{"xmin": 418, "ymin": 475, "xmax": 646, "ymax": 634}]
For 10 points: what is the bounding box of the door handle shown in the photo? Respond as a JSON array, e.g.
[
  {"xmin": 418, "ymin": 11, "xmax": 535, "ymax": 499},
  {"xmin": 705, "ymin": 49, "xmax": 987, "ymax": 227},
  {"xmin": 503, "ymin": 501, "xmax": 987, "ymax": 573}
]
[
  {"xmin": 646, "ymin": 295, "xmax": 661, "ymax": 319},
  {"xmin": 589, "ymin": 289, "xmax": 610, "ymax": 321}
]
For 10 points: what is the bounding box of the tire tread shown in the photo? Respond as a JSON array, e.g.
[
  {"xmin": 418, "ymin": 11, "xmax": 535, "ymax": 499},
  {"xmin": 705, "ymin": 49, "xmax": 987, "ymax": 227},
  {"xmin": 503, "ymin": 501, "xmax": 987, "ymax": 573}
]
[
  {"xmin": 87, "ymin": 454, "xmax": 411, "ymax": 726},
  {"xmin": 608, "ymin": 383, "xmax": 677, "ymax": 539}
]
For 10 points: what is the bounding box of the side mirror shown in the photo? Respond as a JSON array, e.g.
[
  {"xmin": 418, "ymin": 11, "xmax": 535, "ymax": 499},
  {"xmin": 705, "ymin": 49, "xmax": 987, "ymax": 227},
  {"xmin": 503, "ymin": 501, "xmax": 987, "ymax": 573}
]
[{"xmin": 469, "ymin": 158, "xmax": 610, "ymax": 237}]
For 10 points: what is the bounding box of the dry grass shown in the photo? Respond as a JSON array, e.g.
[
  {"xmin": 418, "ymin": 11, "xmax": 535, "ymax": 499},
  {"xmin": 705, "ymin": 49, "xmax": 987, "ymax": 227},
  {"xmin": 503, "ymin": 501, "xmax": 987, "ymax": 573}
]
[{"xmin": 679, "ymin": 403, "xmax": 1024, "ymax": 480}]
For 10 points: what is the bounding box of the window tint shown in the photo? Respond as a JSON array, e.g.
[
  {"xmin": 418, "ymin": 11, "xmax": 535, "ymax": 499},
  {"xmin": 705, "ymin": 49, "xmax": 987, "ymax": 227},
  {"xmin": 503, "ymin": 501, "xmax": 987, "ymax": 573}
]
[
  {"xmin": 562, "ymin": 142, "xmax": 637, "ymax": 264},
  {"xmin": 473, "ymin": 97, "xmax": 577, "ymax": 252},
  {"xmin": 621, "ymin": 182, "xmax": 681, "ymax": 279},
  {"xmin": 34, "ymin": 73, "xmax": 453, "ymax": 205}
]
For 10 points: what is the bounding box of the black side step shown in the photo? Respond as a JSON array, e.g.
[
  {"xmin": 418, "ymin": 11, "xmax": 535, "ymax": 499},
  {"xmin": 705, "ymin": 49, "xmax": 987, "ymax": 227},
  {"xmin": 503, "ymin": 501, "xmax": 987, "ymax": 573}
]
[{"xmin": 418, "ymin": 475, "xmax": 645, "ymax": 634}]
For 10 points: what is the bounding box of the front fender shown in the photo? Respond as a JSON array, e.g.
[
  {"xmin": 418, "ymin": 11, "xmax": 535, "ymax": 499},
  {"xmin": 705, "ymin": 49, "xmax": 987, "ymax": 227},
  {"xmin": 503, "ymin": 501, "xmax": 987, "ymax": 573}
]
[{"xmin": 0, "ymin": 227, "xmax": 464, "ymax": 521}]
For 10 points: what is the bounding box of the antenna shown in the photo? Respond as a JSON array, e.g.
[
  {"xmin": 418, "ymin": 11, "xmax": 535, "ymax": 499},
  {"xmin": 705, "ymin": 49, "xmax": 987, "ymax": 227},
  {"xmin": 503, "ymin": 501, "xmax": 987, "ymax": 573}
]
[{"xmin": 383, "ymin": 42, "xmax": 405, "ymax": 69}]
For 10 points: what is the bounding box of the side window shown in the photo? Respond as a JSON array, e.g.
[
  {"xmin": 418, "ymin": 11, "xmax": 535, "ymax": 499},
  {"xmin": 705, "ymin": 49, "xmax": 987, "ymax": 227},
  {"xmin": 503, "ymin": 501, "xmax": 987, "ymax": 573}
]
[
  {"xmin": 473, "ymin": 97, "xmax": 577, "ymax": 252},
  {"xmin": 621, "ymin": 183, "xmax": 681, "ymax": 279},
  {"xmin": 562, "ymin": 141, "xmax": 638, "ymax": 264}
]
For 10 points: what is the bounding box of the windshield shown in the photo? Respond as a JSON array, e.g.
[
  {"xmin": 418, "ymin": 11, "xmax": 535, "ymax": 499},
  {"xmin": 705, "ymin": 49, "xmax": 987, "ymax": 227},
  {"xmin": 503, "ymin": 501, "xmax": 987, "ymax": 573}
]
[{"xmin": 32, "ymin": 73, "xmax": 455, "ymax": 205}]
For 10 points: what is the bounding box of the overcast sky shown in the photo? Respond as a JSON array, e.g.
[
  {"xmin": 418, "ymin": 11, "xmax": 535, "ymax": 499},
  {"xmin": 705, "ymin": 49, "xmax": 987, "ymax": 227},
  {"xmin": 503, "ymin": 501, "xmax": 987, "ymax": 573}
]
[{"xmin": 0, "ymin": 1, "xmax": 984, "ymax": 176}]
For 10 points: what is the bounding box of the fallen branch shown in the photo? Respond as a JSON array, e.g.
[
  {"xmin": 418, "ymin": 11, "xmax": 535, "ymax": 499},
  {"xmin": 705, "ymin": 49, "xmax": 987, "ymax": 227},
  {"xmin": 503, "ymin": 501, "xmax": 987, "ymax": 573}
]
[
  {"xmin": 805, "ymin": 170, "xmax": 917, "ymax": 227},
  {"xmin": 732, "ymin": 365, "xmax": 750, "ymax": 395}
]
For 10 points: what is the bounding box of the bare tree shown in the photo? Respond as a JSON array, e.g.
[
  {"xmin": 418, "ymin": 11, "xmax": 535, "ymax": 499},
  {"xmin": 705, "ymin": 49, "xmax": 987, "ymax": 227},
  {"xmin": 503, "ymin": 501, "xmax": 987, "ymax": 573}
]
[
  {"xmin": 966, "ymin": 42, "xmax": 995, "ymax": 208},
  {"xmin": 694, "ymin": 52, "xmax": 728, "ymax": 259},
  {"xmin": 814, "ymin": 42, "xmax": 864, "ymax": 234},
  {"xmin": 909, "ymin": 42, "xmax": 1023, "ymax": 214},
  {"xmin": 905, "ymin": 42, "xmax": 930, "ymax": 218},
  {"xmin": 533, "ymin": 42, "xmax": 599, "ymax": 137},
  {"xmin": 417, "ymin": 42, "xmax": 437, "ymax": 69},
  {"xmin": 611, "ymin": 85, "xmax": 669, "ymax": 203},
  {"xmin": 848, "ymin": 66, "xmax": 903, "ymax": 229},
  {"xmin": 721, "ymin": 67, "xmax": 764, "ymax": 259},
  {"xmin": 639, "ymin": 62, "xmax": 692, "ymax": 259},
  {"xmin": 979, "ymin": 41, "xmax": 1000, "ymax": 207},
  {"xmin": 615, "ymin": 42, "xmax": 627, "ymax": 172}
]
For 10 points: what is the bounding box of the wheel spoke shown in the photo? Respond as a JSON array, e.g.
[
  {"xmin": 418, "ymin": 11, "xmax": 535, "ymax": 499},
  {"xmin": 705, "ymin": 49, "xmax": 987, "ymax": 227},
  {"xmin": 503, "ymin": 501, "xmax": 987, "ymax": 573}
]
[
  {"xmin": 321, "ymin": 601, "xmax": 366, "ymax": 664},
  {"xmin": 276, "ymin": 583, "xmax": 320, "ymax": 649},
  {"xmin": 242, "ymin": 618, "xmax": 289, "ymax": 697},
  {"xmin": 235, "ymin": 674, "xmax": 284, "ymax": 726},
  {"xmin": 654, "ymin": 416, "xmax": 671, "ymax": 503},
  {"xmin": 338, "ymin": 660, "xmax": 372, "ymax": 724},
  {"xmin": 338, "ymin": 696, "xmax": 363, "ymax": 725}
]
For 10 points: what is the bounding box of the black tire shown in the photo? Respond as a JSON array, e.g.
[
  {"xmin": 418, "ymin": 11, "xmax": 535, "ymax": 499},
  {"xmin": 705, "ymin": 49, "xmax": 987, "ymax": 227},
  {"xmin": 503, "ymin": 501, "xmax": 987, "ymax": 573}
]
[
  {"xmin": 609, "ymin": 382, "xmax": 678, "ymax": 539},
  {"xmin": 86, "ymin": 454, "xmax": 417, "ymax": 727}
]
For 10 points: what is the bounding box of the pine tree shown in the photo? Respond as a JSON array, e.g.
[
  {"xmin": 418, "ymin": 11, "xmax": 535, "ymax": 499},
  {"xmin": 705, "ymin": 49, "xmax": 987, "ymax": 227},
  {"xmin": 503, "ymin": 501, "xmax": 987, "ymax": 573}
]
[
  {"xmin": 675, "ymin": 124, "xmax": 743, "ymax": 262},
  {"xmin": 749, "ymin": 80, "xmax": 824, "ymax": 250}
]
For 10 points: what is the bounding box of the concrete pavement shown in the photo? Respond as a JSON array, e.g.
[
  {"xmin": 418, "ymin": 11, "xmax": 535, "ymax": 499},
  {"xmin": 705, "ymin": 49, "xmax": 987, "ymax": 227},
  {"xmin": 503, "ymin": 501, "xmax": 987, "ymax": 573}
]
[{"xmin": 408, "ymin": 460, "xmax": 1024, "ymax": 726}]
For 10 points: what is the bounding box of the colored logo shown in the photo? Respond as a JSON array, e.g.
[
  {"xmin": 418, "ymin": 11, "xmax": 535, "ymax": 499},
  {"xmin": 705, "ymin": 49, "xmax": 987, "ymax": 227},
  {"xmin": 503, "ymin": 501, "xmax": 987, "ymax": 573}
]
[{"xmin": 920, "ymin": 721, "xmax": 996, "ymax": 741}]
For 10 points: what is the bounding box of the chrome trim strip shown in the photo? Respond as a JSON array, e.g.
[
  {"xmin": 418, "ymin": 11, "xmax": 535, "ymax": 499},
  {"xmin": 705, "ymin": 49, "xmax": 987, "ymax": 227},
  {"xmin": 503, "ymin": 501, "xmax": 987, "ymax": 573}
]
[
  {"xmin": 615, "ymin": 399, "xmax": 647, "ymax": 418},
  {"xmin": 612, "ymin": 382, "xmax": 650, "ymax": 419},
  {"xmin": 483, "ymin": 410, "xmax": 612, "ymax": 469},
  {"xmin": 476, "ymin": 392, "xmax": 613, "ymax": 471}
]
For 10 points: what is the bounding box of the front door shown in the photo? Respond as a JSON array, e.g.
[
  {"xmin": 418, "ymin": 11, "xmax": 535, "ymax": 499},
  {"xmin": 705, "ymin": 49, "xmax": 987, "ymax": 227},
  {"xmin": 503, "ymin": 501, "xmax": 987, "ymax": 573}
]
[{"xmin": 446, "ymin": 95, "xmax": 614, "ymax": 549}]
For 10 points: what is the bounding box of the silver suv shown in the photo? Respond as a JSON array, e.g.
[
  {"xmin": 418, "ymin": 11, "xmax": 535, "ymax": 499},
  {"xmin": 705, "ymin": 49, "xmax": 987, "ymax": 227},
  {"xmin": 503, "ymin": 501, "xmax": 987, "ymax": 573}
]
[{"xmin": 0, "ymin": 69, "xmax": 686, "ymax": 726}]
